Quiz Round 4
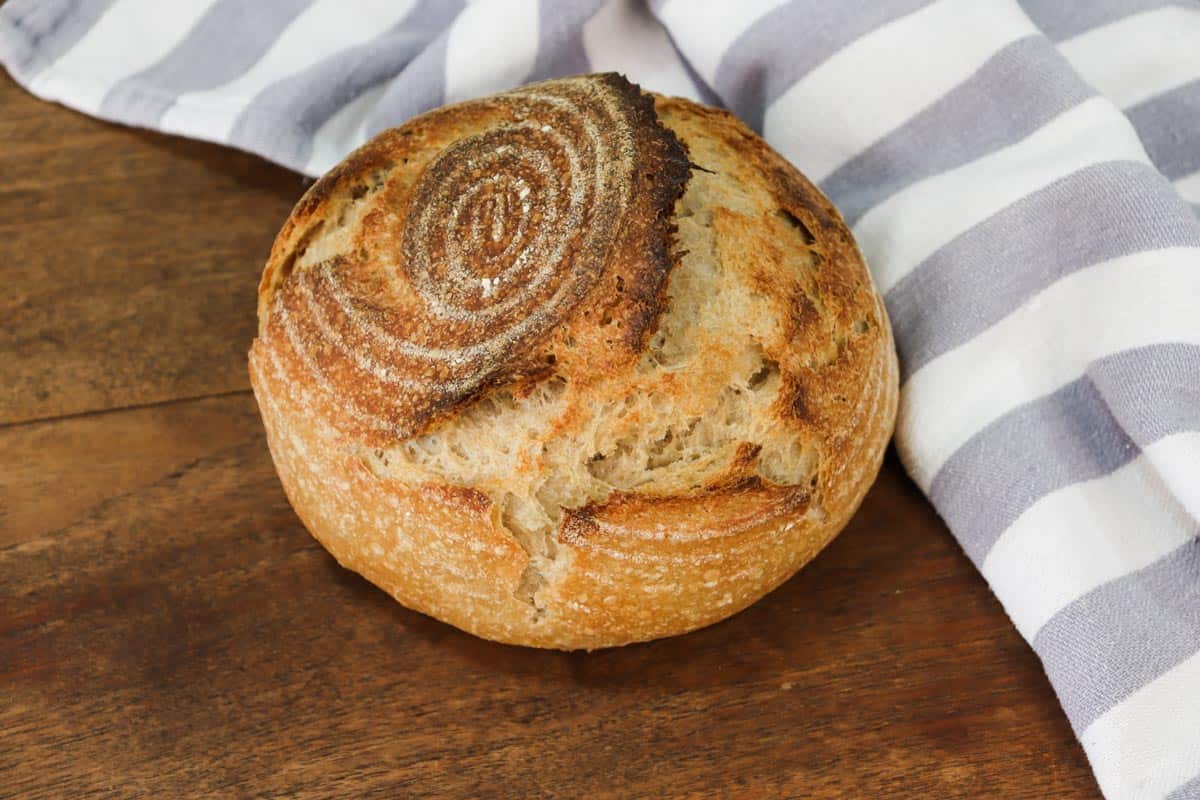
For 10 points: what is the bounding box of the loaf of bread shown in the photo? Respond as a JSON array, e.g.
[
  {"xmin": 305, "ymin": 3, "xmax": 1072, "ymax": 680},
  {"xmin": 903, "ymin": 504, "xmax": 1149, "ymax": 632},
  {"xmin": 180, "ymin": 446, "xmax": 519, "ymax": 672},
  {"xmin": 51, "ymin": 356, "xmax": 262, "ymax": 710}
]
[{"xmin": 249, "ymin": 73, "xmax": 898, "ymax": 649}]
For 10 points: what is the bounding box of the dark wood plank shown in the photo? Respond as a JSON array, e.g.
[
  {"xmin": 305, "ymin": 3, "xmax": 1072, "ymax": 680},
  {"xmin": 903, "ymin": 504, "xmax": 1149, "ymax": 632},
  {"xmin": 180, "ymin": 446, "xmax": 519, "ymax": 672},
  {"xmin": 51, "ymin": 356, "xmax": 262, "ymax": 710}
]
[
  {"xmin": 0, "ymin": 64, "xmax": 1101, "ymax": 798},
  {"xmin": 0, "ymin": 391, "xmax": 257, "ymax": 549},
  {"xmin": 0, "ymin": 71, "xmax": 302, "ymax": 425}
]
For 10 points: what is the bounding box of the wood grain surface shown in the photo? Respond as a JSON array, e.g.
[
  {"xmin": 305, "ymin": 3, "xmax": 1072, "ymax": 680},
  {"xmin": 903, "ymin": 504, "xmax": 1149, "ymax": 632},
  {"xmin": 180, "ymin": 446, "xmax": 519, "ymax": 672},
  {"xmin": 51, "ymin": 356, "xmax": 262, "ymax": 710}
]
[{"xmin": 0, "ymin": 70, "xmax": 1101, "ymax": 799}]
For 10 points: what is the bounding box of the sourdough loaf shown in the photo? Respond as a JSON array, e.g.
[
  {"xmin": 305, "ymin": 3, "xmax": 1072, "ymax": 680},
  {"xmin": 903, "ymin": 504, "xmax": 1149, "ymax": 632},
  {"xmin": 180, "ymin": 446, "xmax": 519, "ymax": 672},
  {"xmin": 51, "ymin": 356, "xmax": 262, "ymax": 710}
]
[{"xmin": 250, "ymin": 73, "xmax": 898, "ymax": 649}]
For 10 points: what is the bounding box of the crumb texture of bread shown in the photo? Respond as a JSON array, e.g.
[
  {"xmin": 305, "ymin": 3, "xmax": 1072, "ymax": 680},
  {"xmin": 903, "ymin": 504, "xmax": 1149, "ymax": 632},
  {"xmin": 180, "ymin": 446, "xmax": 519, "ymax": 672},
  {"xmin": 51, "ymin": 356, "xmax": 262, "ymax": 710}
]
[{"xmin": 250, "ymin": 74, "xmax": 898, "ymax": 649}]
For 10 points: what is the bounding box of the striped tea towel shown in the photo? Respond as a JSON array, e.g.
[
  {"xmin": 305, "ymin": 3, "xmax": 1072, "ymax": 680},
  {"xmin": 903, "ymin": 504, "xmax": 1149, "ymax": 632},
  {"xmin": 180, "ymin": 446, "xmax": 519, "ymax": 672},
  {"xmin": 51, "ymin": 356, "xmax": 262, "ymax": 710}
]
[{"xmin": 2, "ymin": 1, "xmax": 1198, "ymax": 796}]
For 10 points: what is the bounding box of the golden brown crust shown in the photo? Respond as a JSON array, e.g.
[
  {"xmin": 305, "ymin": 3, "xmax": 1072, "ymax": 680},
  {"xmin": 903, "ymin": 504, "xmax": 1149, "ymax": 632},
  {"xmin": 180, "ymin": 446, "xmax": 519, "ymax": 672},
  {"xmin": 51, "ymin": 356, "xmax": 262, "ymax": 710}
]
[{"xmin": 250, "ymin": 75, "xmax": 898, "ymax": 649}]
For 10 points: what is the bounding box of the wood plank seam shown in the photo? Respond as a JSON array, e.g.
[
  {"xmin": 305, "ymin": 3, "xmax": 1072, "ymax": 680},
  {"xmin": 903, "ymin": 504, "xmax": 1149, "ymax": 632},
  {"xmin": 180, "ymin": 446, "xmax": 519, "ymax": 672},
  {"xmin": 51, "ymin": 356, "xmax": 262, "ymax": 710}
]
[{"xmin": 0, "ymin": 387, "xmax": 253, "ymax": 431}]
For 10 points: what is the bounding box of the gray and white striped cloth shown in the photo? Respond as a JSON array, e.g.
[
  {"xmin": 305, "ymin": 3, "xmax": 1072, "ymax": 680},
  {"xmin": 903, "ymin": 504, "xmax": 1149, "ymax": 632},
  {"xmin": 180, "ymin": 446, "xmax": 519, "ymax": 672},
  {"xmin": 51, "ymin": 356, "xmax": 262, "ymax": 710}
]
[{"xmin": 3, "ymin": 1, "xmax": 1198, "ymax": 796}]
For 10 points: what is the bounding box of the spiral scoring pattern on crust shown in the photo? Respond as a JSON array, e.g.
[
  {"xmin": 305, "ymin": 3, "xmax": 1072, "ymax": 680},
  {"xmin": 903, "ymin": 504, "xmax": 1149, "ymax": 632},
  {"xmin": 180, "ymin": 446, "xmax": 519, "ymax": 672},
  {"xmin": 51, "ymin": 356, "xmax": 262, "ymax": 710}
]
[{"xmin": 263, "ymin": 75, "xmax": 687, "ymax": 442}]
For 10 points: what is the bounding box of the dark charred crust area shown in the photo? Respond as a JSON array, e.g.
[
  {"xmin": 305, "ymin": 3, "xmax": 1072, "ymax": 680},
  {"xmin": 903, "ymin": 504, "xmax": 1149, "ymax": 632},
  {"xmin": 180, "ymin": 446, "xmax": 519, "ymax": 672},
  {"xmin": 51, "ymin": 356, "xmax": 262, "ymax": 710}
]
[
  {"xmin": 778, "ymin": 373, "xmax": 811, "ymax": 423},
  {"xmin": 704, "ymin": 473, "xmax": 771, "ymax": 496},
  {"xmin": 520, "ymin": 73, "xmax": 690, "ymax": 369},
  {"xmin": 423, "ymin": 482, "xmax": 494, "ymax": 514},
  {"xmin": 768, "ymin": 167, "xmax": 843, "ymax": 245},
  {"xmin": 558, "ymin": 507, "xmax": 602, "ymax": 545},
  {"xmin": 776, "ymin": 207, "xmax": 816, "ymax": 244},
  {"xmin": 558, "ymin": 479, "xmax": 811, "ymax": 546},
  {"xmin": 782, "ymin": 286, "xmax": 825, "ymax": 356},
  {"xmin": 697, "ymin": 443, "xmax": 774, "ymax": 492},
  {"xmin": 609, "ymin": 80, "xmax": 696, "ymax": 352},
  {"xmin": 731, "ymin": 441, "xmax": 763, "ymax": 470}
]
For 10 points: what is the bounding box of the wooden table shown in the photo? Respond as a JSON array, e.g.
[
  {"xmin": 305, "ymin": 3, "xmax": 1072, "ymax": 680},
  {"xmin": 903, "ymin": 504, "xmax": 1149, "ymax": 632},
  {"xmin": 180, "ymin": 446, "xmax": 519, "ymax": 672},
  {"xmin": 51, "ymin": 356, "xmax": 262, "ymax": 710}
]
[{"xmin": 0, "ymin": 70, "xmax": 1101, "ymax": 799}]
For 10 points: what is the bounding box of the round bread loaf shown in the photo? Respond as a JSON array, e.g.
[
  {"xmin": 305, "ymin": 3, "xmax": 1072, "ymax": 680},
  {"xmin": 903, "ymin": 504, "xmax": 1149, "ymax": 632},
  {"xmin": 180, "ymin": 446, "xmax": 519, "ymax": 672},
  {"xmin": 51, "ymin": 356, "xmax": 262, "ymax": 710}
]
[{"xmin": 249, "ymin": 73, "xmax": 898, "ymax": 649}]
